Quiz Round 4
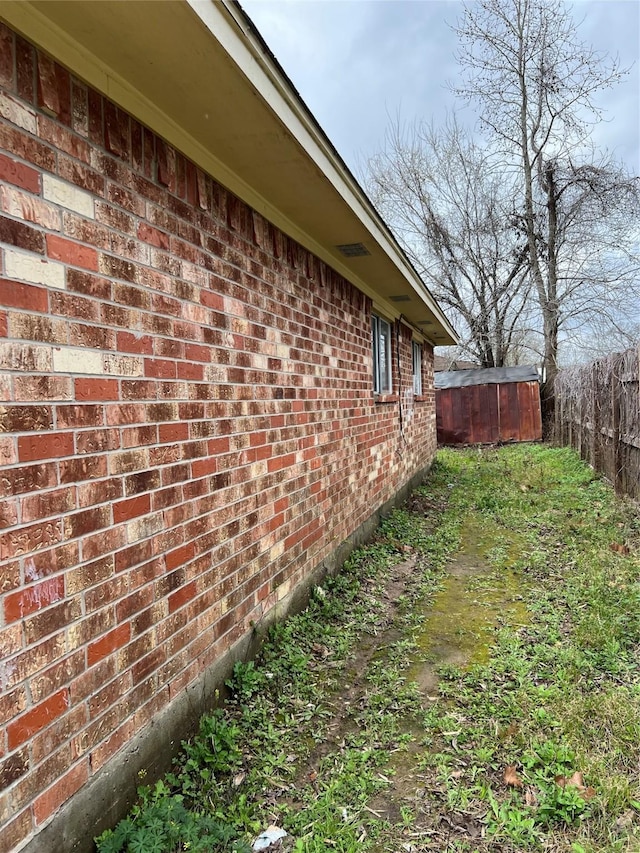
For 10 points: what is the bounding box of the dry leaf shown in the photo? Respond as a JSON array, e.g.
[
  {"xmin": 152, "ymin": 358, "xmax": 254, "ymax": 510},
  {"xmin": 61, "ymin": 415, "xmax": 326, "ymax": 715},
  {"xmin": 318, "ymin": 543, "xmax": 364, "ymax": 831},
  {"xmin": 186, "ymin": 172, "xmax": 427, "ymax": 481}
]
[
  {"xmin": 524, "ymin": 786, "xmax": 538, "ymax": 807},
  {"xmin": 615, "ymin": 809, "xmax": 634, "ymax": 831},
  {"xmin": 308, "ymin": 770, "xmax": 318, "ymax": 782},
  {"xmin": 503, "ymin": 764, "xmax": 523, "ymax": 789},
  {"xmin": 610, "ymin": 542, "xmax": 630, "ymax": 555},
  {"xmin": 568, "ymin": 770, "xmax": 584, "ymax": 788},
  {"xmin": 555, "ymin": 771, "xmax": 595, "ymax": 800},
  {"xmin": 555, "ymin": 771, "xmax": 582, "ymax": 789},
  {"xmin": 501, "ymin": 721, "xmax": 519, "ymax": 740}
]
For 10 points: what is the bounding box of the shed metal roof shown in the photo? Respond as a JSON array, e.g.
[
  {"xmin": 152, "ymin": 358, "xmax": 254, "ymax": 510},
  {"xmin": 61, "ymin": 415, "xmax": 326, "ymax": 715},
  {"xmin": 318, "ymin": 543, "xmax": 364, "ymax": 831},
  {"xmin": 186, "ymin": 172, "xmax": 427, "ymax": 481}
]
[{"xmin": 434, "ymin": 365, "xmax": 540, "ymax": 389}]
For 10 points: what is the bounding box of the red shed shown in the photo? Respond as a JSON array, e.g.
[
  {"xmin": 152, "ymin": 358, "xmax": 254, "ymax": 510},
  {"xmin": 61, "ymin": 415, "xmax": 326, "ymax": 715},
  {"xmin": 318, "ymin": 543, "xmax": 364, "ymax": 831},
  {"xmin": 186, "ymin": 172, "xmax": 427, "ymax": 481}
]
[{"xmin": 435, "ymin": 366, "xmax": 542, "ymax": 445}]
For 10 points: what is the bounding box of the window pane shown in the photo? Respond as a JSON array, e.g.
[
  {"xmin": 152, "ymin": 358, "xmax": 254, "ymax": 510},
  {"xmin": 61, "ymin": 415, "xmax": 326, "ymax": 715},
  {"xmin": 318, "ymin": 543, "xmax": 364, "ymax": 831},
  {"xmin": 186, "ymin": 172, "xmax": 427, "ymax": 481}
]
[
  {"xmin": 380, "ymin": 319, "xmax": 391, "ymax": 394},
  {"xmin": 379, "ymin": 328, "xmax": 388, "ymax": 390},
  {"xmin": 372, "ymin": 316, "xmax": 380, "ymax": 393},
  {"xmin": 372, "ymin": 314, "xmax": 392, "ymax": 395},
  {"xmin": 413, "ymin": 342, "xmax": 422, "ymax": 395}
]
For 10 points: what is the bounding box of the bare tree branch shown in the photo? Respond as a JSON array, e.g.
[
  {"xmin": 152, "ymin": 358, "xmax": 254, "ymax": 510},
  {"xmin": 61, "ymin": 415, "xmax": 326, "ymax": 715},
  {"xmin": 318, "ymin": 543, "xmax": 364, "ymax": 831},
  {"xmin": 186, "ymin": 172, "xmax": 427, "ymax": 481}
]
[
  {"xmin": 452, "ymin": 0, "xmax": 638, "ymax": 415},
  {"xmin": 366, "ymin": 117, "xmax": 532, "ymax": 367}
]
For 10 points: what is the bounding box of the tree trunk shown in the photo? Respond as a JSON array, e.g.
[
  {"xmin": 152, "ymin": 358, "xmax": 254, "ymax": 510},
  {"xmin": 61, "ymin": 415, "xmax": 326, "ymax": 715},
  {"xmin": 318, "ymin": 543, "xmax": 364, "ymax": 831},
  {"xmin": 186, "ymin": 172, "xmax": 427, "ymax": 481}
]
[{"xmin": 540, "ymin": 160, "xmax": 560, "ymax": 434}]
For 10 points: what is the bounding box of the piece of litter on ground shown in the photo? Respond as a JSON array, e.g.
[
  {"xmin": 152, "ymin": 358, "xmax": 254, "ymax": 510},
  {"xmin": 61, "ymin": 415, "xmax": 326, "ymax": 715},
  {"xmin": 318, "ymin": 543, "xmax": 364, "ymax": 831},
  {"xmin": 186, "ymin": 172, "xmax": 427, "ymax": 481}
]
[{"xmin": 253, "ymin": 825, "xmax": 288, "ymax": 851}]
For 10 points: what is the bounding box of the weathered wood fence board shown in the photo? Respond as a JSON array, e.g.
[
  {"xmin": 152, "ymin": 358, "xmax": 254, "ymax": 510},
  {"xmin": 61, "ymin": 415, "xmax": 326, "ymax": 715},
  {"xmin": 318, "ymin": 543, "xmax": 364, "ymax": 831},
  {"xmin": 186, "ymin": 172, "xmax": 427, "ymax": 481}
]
[
  {"xmin": 436, "ymin": 379, "xmax": 542, "ymax": 445},
  {"xmin": 554, "ymin": 345, "xmax": 640, "ymax": 500}
]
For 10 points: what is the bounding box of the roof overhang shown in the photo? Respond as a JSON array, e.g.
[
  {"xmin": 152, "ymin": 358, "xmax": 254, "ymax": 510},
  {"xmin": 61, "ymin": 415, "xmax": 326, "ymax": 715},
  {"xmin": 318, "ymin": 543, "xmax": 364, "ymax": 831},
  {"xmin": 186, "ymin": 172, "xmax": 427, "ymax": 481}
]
[
  {"xmin": 435, "ymin": 366, "xmax": 541, "ymax": 389},
  {"xmin": 0, "ymin": 0, "xmax": 457, "ymax": 345}
]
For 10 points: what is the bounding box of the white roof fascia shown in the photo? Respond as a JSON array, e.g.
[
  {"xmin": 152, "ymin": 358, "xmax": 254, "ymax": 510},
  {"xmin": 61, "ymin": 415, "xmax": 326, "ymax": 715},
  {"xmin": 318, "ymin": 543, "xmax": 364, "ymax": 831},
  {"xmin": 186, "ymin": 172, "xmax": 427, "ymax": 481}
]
[{"xmin": 188, "ymin": 0, "xmax": 456, "ymax": 341}]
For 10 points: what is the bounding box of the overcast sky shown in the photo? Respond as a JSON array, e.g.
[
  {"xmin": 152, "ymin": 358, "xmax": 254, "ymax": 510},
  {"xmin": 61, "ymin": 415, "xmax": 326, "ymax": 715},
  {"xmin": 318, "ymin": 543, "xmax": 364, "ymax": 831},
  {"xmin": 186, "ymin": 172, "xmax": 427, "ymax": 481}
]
[{"xmin": 241, "ymin": 0, "xmax": 640, "ymax": 179}]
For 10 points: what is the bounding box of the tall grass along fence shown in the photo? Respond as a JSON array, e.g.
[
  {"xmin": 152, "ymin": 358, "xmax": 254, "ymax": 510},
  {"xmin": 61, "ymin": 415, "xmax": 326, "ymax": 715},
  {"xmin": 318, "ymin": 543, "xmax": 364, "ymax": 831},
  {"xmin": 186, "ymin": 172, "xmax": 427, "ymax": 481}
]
[{"xmin": 554, "ymin": 344, "xmax": 640, "ymax": 500}]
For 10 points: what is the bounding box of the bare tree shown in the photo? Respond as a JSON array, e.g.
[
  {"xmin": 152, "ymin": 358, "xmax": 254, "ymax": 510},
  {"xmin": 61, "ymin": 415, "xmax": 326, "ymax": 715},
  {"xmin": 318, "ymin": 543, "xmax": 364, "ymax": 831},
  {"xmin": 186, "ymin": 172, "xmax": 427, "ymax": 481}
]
[
  {"xmin": 534, "ymin": 152, "xmax": 640, "ymax": 355},
  {"xmin": 367, "ymin": 118, "xmax": 532, "ymax": 368},
  {"xmin": 453, "ymin": 0, "xmax": 639, "ymax": 412}
]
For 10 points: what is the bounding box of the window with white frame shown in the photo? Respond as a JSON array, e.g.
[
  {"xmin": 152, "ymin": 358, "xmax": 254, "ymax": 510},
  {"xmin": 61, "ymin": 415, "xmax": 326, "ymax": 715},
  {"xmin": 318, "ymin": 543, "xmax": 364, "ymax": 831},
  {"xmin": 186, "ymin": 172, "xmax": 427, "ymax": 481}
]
[
  {"xmin": 412, "ymin": 341, "xmax": 422, "ymax": 395},
  {"xmin": 372, "ymin": 314, "xmax": 392, "ymax": 394}
]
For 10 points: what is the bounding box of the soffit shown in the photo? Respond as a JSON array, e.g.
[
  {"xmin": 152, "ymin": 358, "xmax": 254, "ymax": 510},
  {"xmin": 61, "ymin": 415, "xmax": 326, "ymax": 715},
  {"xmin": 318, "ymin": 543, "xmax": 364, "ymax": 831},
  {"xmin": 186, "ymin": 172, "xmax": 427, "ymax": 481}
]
[{"xmin": 0, "ymin": 0, "xmax": 457, "ymax": 344}]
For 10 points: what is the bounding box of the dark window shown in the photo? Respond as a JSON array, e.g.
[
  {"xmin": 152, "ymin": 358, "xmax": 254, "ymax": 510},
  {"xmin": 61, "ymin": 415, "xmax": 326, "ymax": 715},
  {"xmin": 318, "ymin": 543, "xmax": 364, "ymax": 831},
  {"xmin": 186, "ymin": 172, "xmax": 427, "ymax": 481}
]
[{"xmin": 372, "ymin": 314, "xmax": 392, "ymax": 394}]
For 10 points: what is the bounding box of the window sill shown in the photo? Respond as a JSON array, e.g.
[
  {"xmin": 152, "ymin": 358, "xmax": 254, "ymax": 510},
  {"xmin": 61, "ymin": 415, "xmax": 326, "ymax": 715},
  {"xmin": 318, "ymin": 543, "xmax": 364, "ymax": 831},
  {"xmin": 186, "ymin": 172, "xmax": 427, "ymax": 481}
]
[
  {"xmin": 414, "ymin": 394, "xmax": 431, "ymax": 403},
  {"xmin": 374, "ymin": 394, "xmax": 398, "ymax": 405}
]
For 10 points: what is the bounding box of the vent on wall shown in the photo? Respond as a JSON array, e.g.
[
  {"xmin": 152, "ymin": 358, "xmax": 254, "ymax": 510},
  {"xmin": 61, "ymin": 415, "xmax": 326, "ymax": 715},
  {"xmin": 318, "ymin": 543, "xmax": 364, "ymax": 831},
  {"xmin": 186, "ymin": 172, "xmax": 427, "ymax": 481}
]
[{"xmin": 336, "ymin": 242, "xmax": 370, "ymax": 257}]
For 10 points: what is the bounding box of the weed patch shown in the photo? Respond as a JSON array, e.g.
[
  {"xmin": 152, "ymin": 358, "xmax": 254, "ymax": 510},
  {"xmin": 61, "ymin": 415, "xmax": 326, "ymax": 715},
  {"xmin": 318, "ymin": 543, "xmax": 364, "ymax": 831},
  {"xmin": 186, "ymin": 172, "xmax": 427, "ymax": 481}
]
[{"xmin": 97, "ymin": 446, "xmax": 640, "ymax": 853}]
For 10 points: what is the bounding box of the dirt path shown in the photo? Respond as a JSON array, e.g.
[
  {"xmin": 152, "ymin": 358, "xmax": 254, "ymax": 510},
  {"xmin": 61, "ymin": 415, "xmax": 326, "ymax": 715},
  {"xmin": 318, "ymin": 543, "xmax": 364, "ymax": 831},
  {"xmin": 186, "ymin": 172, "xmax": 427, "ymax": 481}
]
[{"xmin": 292, "ymin": 511, "xmax": 531, "ymax": 851}]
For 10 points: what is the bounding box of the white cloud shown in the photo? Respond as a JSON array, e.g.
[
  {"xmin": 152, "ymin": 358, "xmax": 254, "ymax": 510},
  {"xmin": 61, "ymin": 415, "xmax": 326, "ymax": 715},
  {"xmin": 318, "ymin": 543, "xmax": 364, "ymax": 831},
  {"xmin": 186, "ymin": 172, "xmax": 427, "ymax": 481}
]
[{"xmin": 242, "ymin": 0, "xmax": 639, "ymax": 175}]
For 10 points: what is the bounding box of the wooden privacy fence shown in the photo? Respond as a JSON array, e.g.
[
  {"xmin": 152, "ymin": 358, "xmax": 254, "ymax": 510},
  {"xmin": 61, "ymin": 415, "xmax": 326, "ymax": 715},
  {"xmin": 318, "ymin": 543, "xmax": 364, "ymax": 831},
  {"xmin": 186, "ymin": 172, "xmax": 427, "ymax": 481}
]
[{"xmin": 554, "ymin": 345, "xmax": 640, "ymax": 500}]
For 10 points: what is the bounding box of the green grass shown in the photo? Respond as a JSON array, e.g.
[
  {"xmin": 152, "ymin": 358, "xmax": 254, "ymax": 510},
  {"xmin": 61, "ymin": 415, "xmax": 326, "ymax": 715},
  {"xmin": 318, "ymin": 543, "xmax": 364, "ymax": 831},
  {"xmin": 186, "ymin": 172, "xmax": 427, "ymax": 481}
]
[{"xmin": 96, "ymin": 445, "xmax": 640, "ymax": 853}]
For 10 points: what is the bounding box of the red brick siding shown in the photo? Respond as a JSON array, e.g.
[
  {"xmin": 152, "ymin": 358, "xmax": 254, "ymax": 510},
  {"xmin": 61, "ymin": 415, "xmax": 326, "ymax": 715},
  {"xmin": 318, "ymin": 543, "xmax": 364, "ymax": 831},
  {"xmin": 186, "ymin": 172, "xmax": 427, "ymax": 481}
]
[{"xmin": 0, "ymin": 24, "xmax": 437, "ymax": 849}]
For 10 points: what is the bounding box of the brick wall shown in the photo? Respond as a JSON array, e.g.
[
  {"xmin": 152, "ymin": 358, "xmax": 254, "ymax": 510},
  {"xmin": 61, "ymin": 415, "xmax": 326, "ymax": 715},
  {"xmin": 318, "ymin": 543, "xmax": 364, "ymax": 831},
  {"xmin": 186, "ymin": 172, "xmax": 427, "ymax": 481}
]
[{"xmin": 0, "ymin": 24, "xmax": 436, "ymax": 852}]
